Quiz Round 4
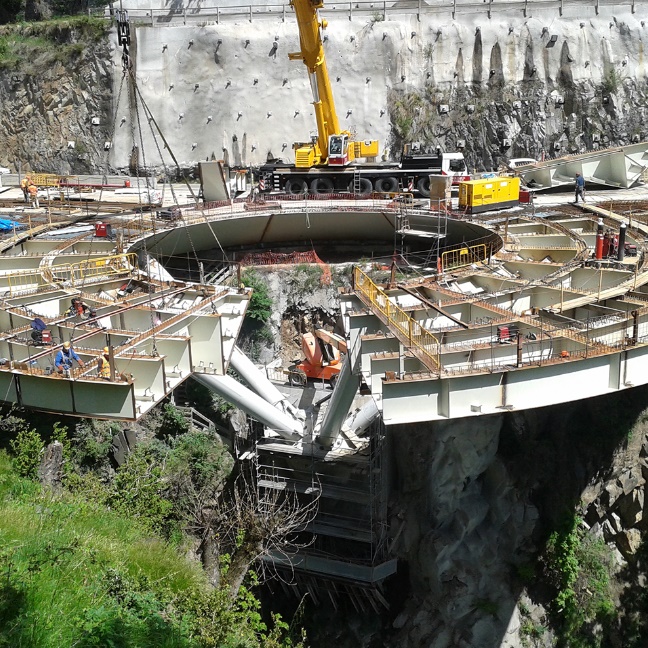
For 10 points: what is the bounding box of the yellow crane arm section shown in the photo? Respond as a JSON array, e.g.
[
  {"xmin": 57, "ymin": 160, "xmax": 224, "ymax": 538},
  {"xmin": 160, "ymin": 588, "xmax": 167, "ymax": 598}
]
[{"xmin": 288, "ymin": 0, "xmax": 341, "ymax": 164}]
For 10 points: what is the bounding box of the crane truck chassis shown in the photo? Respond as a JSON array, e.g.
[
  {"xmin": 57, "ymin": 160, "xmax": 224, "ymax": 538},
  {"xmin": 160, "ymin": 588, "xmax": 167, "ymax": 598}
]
[{"xmin": 257, "ymin": 149, "xmax": 470, "ymax": 198}]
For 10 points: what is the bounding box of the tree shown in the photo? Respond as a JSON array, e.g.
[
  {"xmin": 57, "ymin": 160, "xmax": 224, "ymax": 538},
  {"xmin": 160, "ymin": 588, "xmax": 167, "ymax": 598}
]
[{"xmin": 167, "ymin": 448, "xmax": 319, "ymax": 598}]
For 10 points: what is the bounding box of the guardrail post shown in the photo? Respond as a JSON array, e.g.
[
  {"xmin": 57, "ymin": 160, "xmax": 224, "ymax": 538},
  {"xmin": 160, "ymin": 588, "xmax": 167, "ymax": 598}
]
[
  {"xmin": 595, "ymin": 0, "xmax": 599, "ymax": 14},
  {"xmin": 452, "ymin": 0, "xmax": 456, "ymax": 19},
  {"xmin": 559, "ymin": 0, "xmax": 563, "ymax": 16},
  {"xmin": 523, "ymin": 0, "xmax": 527, "ymax": 17},
  {"xmin": 349, "ymin": 2, "xmax": 352, "ymax": 20},
  {"xmin": 150, "ymin": 10, "xmax": 154, "ymax": 26},
  {"xmin": 417, "ymin": 0, "xmax": 421, "ymax": 21},
  {"xmin": 216, "ymin": 6, "xmax": 219, "ymax": 23},
  {"xmin": 183, "ymin": 8, "xmax": 186, "ymax": 25},
  {"xmin": 487, "ymin": 0, "xmax": 491, "ymax": 19},
  {"xmin": 383, "ymin": 0, "xmax": 386, "ymax": 20},
  {"xmin": 283, "ymin": 3, "xmax": 286, "ymax": 21},
  {"xmin": 249, "ymin": 5, "xmax": 252, "ymax": 22}
]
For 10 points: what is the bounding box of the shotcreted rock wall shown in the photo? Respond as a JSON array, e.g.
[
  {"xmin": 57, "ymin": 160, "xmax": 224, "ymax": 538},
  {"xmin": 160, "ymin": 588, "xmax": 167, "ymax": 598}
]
[
  {"xmin": 108, "ymin": 3, "xmax": 648, "ymax": 174},
  {"xmin": 2, "ymin": 4, "xmax": 647, "ymax": 175}
]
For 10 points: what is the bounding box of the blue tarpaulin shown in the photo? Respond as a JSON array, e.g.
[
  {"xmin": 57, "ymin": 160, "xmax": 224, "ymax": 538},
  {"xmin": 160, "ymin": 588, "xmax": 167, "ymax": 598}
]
[{"xmin": 0, "ymin": 219, "xmax": 25, "ymax": 231}]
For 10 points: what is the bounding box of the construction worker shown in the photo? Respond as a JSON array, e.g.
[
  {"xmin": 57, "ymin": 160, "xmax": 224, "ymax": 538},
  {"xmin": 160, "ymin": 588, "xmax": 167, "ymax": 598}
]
[
  {"xmin": 28, "ymin": 182, "xmax": 39, "ymax": 208},
  {"xmin": 54, "ymin": 341, "xmax": 85, "ymax": 375},
  {"xmin": 97, "ymin": 346, "xmax": 111, "ymax": 379},
  {"xmin": 574, "ymin": 172, "xmax": 586, "ymax": 203},
  {"xmin": 20, "ymin": 175, "xmax": 30, "ymax": 202}
]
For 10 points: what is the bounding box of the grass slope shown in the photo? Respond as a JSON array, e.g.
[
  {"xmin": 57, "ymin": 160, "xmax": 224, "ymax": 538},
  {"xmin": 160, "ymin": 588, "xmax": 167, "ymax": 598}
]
[{"xmin": 0, "ymin": 451, "xmax": 206, "ymax": 647}]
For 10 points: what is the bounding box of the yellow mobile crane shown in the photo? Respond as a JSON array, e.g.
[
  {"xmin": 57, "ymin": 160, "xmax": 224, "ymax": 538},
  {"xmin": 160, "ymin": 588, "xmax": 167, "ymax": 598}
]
[
  {"xmin": 257, "ymin": 0, "xmax": 469, "ymax": 196},
  {"xmin": 288, "ymin": 0, "xmax": 378, "ymax": 169}
]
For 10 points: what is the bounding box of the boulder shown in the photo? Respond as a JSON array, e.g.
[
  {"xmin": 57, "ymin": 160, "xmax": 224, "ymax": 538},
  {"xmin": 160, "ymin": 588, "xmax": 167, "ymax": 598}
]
[
  {"xmin": 617, "ymin": 489, "xmax": 644, "ymax": 528},
  {"xmin": 616, "ymin": 528, "xmax": 642, "ymax": 557}
]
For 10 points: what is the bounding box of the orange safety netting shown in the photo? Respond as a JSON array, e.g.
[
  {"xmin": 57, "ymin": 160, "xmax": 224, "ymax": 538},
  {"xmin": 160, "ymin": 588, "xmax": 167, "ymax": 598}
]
[{"xmin": 239, "ymin": 250, "xmax": 331, "ymax": 285}]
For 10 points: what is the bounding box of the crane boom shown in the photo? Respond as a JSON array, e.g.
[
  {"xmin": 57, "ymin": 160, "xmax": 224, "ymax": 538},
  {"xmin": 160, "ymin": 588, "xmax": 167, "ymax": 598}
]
[
  {"xmin": 288, "ymin": 0, "xmax": 340, "ymax": 165},
  {"xmin": 288, "ymin": 0, "xmax": 379, "ymax": 168}
]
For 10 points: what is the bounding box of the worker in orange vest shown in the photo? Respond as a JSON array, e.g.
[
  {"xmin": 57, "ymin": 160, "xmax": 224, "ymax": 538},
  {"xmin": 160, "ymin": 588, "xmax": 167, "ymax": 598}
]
[
  {"xmin": 28, "ymin": 183, "xmax": 39, "ymax": 208},
  {"xmin": 20, "ymin": 176, "xmax": 30, "ymax": 202}
]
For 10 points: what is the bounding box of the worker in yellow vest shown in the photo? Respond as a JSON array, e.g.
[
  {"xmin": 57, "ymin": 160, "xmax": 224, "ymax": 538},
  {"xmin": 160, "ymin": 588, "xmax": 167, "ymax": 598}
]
[
  {"xmin": 28, "ymin": 183, "xmax": 39, "ymax": 208},
  {"xmin": 20, "ymin": 176, "xmax": 30, "ymax": 202},
  {"xmin": 97, "ymin": 346, "xmax": 111, "ymax": 379}
]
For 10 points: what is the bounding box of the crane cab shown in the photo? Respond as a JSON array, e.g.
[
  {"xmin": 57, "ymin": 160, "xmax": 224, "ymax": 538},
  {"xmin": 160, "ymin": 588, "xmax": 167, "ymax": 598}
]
[{"xmin": 328, "ymin": 134, "xmax": 349, "ymax": 166}]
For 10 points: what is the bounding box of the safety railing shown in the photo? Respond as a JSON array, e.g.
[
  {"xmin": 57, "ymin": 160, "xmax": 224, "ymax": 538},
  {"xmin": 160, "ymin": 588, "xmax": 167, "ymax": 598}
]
[
  {"xmin": 5, "ymin": 253, "xmax": 137, "ymax": 297},
  {"xmin": 353, "ymin": 266, "xmax": 440, "ymax": 372},
  {"xmin": 440, "ymin": 243, "xmax": 488, "ymax": 272},
  {"xmin": 111, "ymin": 0, "xmax": 648, "ymax": 26},
  {"xmin": 72, "ymin": 253, "xmax": 137, "ymax": 283},
  {"xmin": 6, "ymin": 270, "xmax": 47, "ymax": 297}
]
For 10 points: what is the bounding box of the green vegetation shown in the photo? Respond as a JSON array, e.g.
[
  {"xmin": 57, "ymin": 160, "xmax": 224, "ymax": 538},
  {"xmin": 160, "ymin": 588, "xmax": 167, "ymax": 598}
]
[
  {"xmin": 601, "ymin": 68, "xmax": 620, "ymax": 96},
  {"xmin": 0, "ymin": 16, "xmax": 107, "ymax": 69},
  {"xmin": 287, "ymin": 264, "xmax": 324, "ymax": 299},
  {"xmin": 542, "ymin": 514, "xmax": 616, "ymax": 646},
  {"xmin": 240, "ymin": 270, "xmax": 274, "ymax": 360},
  {"xmin": 242, "ymin": 269, "xmax": 273, "ymax": 324},
  {"xmin": 0, "ymin": 409, "xmax": 305, "ymax": 647}
]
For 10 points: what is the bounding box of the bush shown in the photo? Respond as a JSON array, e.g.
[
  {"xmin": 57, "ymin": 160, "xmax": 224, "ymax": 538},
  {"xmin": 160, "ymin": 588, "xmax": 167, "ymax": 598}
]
[
  {"xmin": 108, "ymin": 447, "xmax": 173, "ymax": 533},
  {"xmin": 159, "ymin": 403, "xmax": 190, "ymax": 439},
  {"xmin": 9, "ymin": 429, "xmax": 44, "ymax": 479},
  {"xmin": 543, "ymin": 514, "xmax": 616, "ymax": 644},
  {"xmin": 241, "ymin": 270, "xmax": 273, "ymax": 323}
]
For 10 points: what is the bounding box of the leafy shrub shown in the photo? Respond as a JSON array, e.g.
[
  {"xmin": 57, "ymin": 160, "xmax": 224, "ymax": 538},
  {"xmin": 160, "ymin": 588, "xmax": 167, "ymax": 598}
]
[
  {"xmin": 166, "ymin": 430, "xmax": 232, "ymax": 493},
  {"xmin": 241, "ymin": 270, "xmax": 272, "ymax": 324},
  {"xmin": 9, "ymin": 429, "xmax": 44, "ymax": 478},
  {"xmin": 108, "ymin": 447, "xmax": 172, "ymax": 533},
  {"xmin": 159, "ymin": 403, "xmax": 190, "ymax": 439},
  {"xmin": 543, "ymin": 514, "xmax": 616, "ymax": 643}
]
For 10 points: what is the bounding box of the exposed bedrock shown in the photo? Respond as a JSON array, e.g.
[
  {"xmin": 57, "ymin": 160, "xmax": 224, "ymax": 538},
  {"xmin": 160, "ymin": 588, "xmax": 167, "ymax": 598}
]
[{"xmin": 379, "ymin": 385, "xmax": 648, "ymax": 648}]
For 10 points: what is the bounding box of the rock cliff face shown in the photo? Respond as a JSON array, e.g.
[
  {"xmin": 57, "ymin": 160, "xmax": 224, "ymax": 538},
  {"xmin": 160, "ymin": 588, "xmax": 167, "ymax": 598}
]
[
  {"xmin": 378, "ymin": 386, "xmax": 648, "ymax": 647},
  {"xmin": 0, "ymin": 21, "xmax": 114, "ymax": 175},
  {"xmin": 2, "ymin": 6, "xmax": 648, "ymax": 175},
  {"xmin": 106, "ymin": 5, "xmax": 648, "ymax": 173}
]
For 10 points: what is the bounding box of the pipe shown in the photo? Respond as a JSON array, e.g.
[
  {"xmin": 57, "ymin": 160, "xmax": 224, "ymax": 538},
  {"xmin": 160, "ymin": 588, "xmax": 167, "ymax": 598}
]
[
  {"xmin": 315, "ymin": 354, "xmax": 359, "ymax": 447},
  {"xmin": 618, "ymin": 222, "xmax": 627, "ymax": 261},
  {"xmin": 230, "ymin": 346, "xmax": 301, "ymax": 418},
  {"xmin": 193, "ymin": 373, "xmax": 303, "ymax": 441},
  {"xmin": 343, "ymin": 398, "xmax": 380, "ymax": 437}
]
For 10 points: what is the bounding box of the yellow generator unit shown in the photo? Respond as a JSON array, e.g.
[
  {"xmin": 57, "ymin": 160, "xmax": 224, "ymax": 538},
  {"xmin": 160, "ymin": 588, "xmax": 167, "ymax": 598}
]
[{"xmin": 459, "ymin": 176, "xmax": 520, "ymax": 213}]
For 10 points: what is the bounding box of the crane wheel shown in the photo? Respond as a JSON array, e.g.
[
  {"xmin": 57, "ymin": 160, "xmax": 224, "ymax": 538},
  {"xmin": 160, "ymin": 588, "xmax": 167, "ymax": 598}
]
[
  {"xmin": 348, "ymin": 178, "xmax": 373, "ymax": 195},
  {"xmin": 288, "ymin": 368, "xmax": 307, "ymax": 387},
  {"xmin": 416, "ymin": 177, "xmax": 431, "ymax": 197},
  {"xmin": 375, "ymin": 176, "xmax": 398, "ymax": 193},
  {"xmin": 284, "ymin": 179, "xmax": 308, "ymax": 195},
  {"xmin": 310, "ymin": 177, "xmax": 335, "ymax": 194}
]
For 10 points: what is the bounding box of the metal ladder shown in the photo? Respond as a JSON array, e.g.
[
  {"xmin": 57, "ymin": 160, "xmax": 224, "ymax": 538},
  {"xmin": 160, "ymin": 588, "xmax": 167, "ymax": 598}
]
[{"xmin": 353, "ymin": 169, "xmax": 361, "ymax": 195}]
